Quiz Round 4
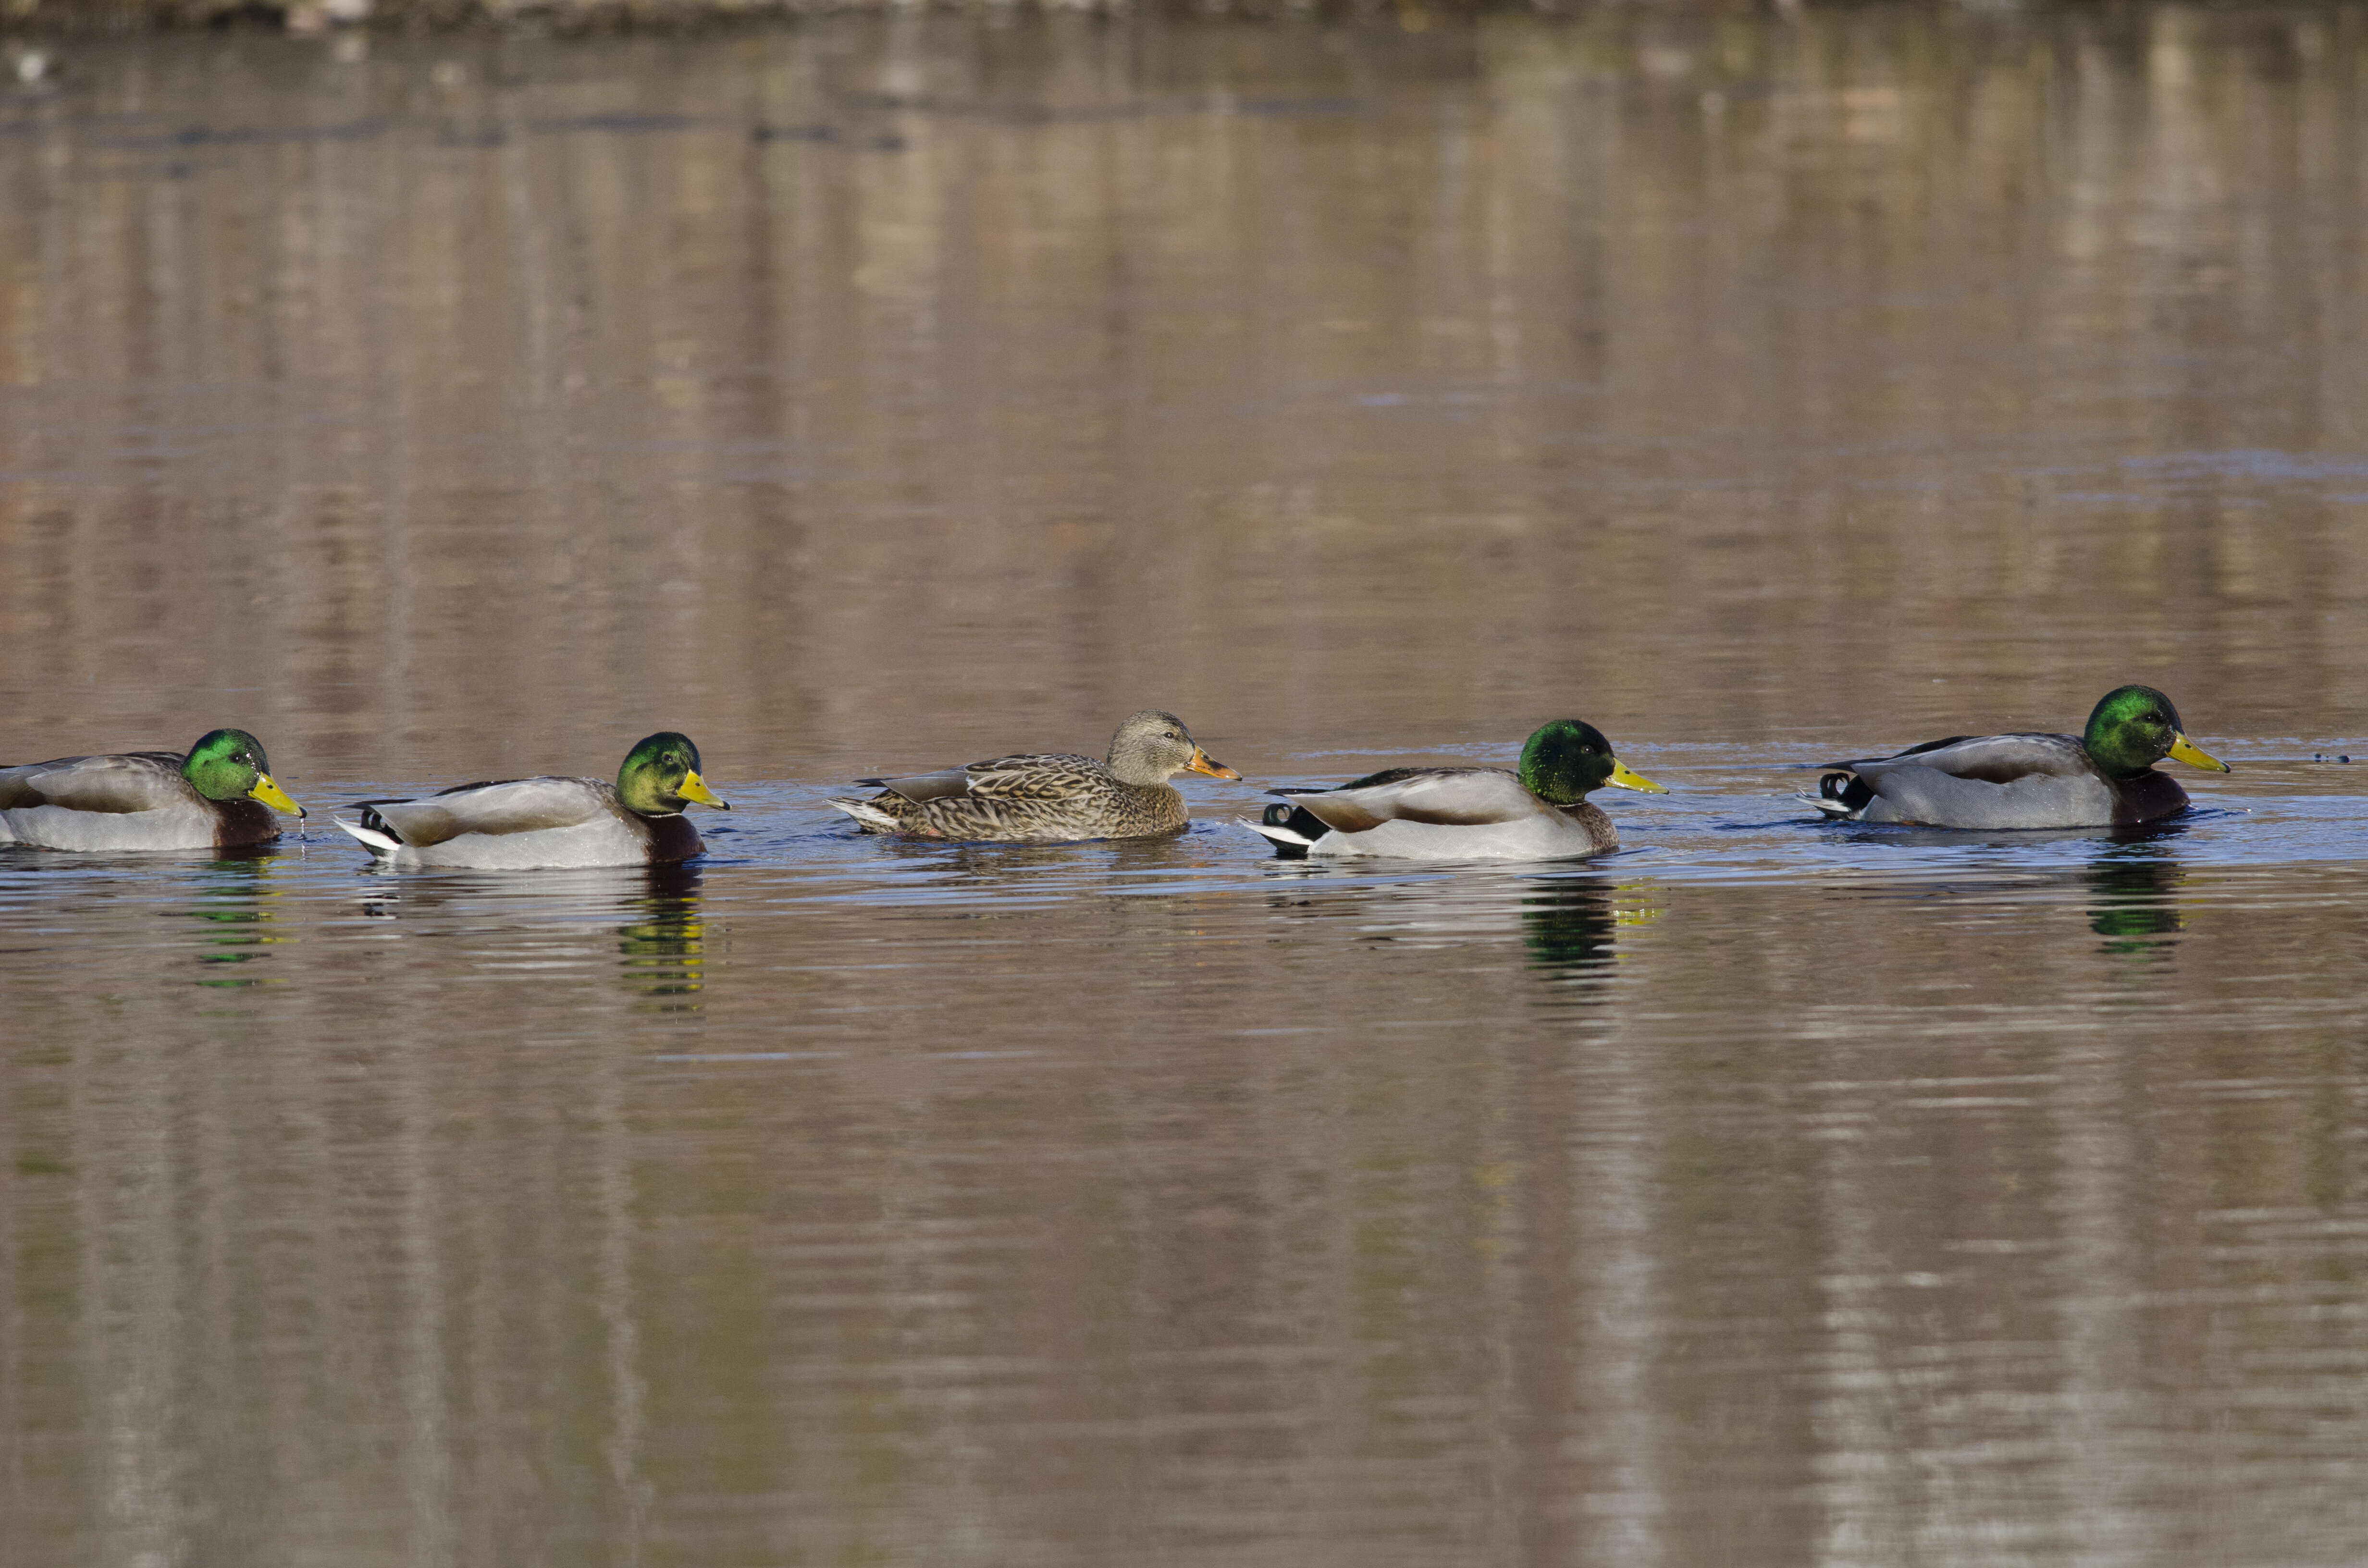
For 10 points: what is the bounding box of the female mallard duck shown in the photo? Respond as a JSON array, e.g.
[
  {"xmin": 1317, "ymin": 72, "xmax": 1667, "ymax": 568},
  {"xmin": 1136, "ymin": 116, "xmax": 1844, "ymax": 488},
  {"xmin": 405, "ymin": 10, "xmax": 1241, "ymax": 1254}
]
[
  {"xmin": 1244, "ymin": 719, "xmax": 1666, "ymax": 860},
  {"xmin": 333, "ymin": 732, "xmax": 728, "ymax": 869},
  {"xmin": 827, "ymin": 709, "xmax": 1242, "ymax": 843},
  {"xmin": 0, "ymin": 728, "xmax": 305, "ymax": 851},
  {"xmin": 1806, "ymin": 685, "xmax": 2230, "ymax": 829}
]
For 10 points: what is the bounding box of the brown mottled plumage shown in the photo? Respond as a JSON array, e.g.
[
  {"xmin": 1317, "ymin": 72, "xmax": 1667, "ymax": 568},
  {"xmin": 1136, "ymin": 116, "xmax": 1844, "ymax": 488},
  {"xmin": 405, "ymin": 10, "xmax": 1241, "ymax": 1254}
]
[{"xmin": 828, "ymin": 710, "xmax": 1242, "ymax": 843}]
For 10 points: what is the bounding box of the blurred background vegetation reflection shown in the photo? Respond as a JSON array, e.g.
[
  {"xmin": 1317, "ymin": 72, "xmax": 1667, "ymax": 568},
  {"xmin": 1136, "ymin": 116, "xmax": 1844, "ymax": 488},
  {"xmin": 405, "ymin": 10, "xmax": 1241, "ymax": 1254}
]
[{"xmin": 4, "ymin": 7, "xmax": 2368, "ymax": 1568}]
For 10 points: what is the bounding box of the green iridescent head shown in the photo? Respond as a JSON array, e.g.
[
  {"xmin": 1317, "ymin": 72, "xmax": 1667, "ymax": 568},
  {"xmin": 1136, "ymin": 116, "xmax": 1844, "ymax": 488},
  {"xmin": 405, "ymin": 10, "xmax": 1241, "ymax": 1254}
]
[
  {"xmin": 1516, "ymin": 719, "xmax": 1667, "ymax": 805},
  {"xmin": 2081, "ymin": 686, "xmax": 2230, "ymax": 778},
  {"xmin": 183, "ymin": 728, "xmax": 304, "ymax": 816},
  {"xmin": 617, "ymin": 732, "xmax": 729, "ymax": 817}
]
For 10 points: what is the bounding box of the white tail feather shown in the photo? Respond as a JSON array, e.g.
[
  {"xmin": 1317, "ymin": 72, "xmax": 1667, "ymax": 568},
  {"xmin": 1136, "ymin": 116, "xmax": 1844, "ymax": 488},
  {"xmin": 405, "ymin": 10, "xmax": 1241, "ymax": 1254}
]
[
  {"xmin": 333, "ymin": 814, "xmax": 405, "ymax": 856},
  {"xmin": 826, "ymin": 797, "xmax": 904, "ymax": 833}
]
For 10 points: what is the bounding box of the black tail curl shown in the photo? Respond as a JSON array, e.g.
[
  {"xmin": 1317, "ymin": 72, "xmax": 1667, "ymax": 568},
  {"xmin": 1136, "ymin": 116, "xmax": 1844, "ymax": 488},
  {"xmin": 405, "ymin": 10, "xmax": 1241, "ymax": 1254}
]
[
  {"xmin": 355, "ymin": 803, "xmax": 407, "ymax": 843},
  {"xmin": 1263, "ymin": 802, "xmax": 1330, "ymax": 838},
  {"xmin": 1818, "ymin": 772, "xmax": 1875, "ymax": 812}
]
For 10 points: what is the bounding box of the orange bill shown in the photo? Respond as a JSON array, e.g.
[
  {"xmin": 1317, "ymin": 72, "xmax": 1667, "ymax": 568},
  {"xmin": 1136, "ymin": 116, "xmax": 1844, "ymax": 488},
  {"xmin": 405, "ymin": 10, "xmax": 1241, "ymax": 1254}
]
[{"xmin": 1187, "ymin": 747, "xmax": 1243, "ymax": 782}]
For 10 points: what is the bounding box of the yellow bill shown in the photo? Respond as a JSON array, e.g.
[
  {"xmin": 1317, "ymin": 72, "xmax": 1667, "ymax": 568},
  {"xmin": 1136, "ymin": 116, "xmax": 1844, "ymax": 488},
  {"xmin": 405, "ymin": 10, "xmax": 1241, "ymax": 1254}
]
[
  {"xmin": 677, "ymin": 769, "xmax": 732, "ymax": 809},
  {"xmin": 1187, "ymin": 747, "xmax": 1243, "ymax": 782},
  {"xmin": 2166, "ymin": 735, "xmax": 2231, "ymax": 773},
  {"xmin": 247, "ymin": 772, "xmax": 306, "ymax": 818},
  {"xmin": 1608, "ymin": 759, "xmax": 1668, "ymax": 794}
]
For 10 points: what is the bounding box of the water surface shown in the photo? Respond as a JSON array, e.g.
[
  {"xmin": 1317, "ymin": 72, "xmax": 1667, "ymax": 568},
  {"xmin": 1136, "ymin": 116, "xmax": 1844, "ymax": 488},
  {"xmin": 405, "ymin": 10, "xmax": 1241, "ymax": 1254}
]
[{"xmin": 5, "ymin": 8, "xmax": 2368, "ymax": 1565}]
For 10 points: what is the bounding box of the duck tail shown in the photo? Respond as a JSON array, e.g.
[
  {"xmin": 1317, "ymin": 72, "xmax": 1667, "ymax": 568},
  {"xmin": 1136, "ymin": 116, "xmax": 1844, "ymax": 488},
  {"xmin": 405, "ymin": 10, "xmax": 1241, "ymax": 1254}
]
[
  {"xmin": 332, "ymin": 813, "xmax": 404, "ymax": 857},
  {"xmin": 1240, "ymin": 819, "xmax": 1312, "ymax": 858},
  {"xmin": 826, "ymin": 797, "xmax": 906, "ymax": 833},
  {"xmin": 1804, "ymin": 769, "xmax": 1873, "ymax": 819},
  {"xmin": 1241, "ymin": 800, "xmax": 1328, "ymax": 858}
]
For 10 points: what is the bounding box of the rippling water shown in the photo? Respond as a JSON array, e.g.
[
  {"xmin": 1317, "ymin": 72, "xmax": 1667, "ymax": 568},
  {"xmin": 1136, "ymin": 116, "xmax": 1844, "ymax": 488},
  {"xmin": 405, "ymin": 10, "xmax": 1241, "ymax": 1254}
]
[{"xmin": 6, "ymin": 8, "xmax": 2368, "ymax": 1565}]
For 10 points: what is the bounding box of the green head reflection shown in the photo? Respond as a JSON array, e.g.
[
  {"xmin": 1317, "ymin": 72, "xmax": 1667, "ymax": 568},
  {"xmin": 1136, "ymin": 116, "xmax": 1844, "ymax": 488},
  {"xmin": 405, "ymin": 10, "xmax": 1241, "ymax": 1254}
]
[
  {"xmin": 1521, "ymin": 877, "xmax": 1628, "ymax": 1007},
  {"xmin": 189, "ymin": 851, "xmax": 285, "ymax": 988},
  {"xmin": 619, "ymin": 863, "xmax": 706, "ymax": 1004},
  {"xmin": 2086, "ymin": 842, "xmax": 2183, "ymax": 961}
]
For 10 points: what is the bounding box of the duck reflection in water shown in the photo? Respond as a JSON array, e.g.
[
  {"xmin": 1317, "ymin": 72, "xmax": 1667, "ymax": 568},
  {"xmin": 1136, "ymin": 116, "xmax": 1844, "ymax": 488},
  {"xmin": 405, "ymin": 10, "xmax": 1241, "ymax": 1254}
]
[
  {"xmin": 2087, "ymin": 839, "xmax": 2184, "ymax": 961},
  {"xmin": 864, "ymin": 832, "xmax": 1217, "ymax": 885},
  {"xmin": 352, "ymin": 862, "xmax": 708, "ymax": 999},
  {"xmin": 1522, "ymin": 876, "xmax": 1619, "ymax": 997},
  {"xmin": 619, "ymin": 862, "xmax": 706, "ymax": 1001},
  {"xmin": 189, "ymin": 847, "xmax": 285, "ymax": 988},
  {"xmin": 1258, "ymin": 865, "xmax": 1628, "ymax": 992}
]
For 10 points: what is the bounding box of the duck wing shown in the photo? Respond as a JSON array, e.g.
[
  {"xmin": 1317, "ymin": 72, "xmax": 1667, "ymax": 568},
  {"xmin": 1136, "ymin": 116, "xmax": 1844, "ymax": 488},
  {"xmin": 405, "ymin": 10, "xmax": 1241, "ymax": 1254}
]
[
  {"xmin": 0, "ymin": 752, "xmax": 192, "ymax": 813},
  {"xmin": 1274, "ymin": 766, "xmax": 1436, "ymax": 796},
  {"xmin": 852, "ymin": 766, "xmax": 977, "ymax": 804},
  {"xmin": 352, "ymin": 777, "xmax": 613, "ymax": 848},
  {"xmin": 1834, "ymin": 732, "xmax": 2094, "ymax": 783},
  {"xmin": 1283, "ymin": 768, "xmax": 1544, "ymax": 834},
  {"xmin": 859, "ymin": 753, "xmax": 1107, "ymax": 805}
]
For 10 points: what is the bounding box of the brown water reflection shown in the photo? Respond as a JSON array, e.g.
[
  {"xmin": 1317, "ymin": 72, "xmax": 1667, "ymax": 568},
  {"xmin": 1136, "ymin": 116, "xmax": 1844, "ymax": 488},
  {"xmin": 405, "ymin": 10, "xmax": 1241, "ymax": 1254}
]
[
  {"xmin": 6, "ymin": 853, "xmax": 2368, "ymax": 1564},
  {"xmin": 4, "ymin": 6, "xmax": 2367, "ymax": 778},
  {"xmin": 5, "ymin": 7, "xmax": 2368, "ymax": 1566}
]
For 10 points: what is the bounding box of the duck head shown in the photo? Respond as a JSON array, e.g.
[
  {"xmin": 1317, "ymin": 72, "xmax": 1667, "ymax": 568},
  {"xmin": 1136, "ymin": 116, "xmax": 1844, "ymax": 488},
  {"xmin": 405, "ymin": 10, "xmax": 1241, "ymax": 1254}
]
[
  {"xmin": 2083, "ymin": 686, "xmax": 2230, "ymax": 778},
  {"xmin": 1517, "ymin": 719, "xmax": 1665, "ymax": 805},
  {"xmin": 1106, "ymin": 710, "xmax": 1241, "ymax": 787},
  {"xmin": 184, "ymin": 729, "xmax": 305, "ymax": 817},
  {"xmin": 618, "ymin": 732, "xmax": 730, "ymax": 817}
]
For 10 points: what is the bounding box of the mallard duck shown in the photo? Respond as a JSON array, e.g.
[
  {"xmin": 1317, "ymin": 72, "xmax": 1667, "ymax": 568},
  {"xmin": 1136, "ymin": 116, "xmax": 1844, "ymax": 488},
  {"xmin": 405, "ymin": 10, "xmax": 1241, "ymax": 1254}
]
[
  {"xmin": 1805, "ymin": 684, "xmax": 2230, "ymax": 829},
  {"xmin": 333, "ymin": 732, "xmax": 728, "ymax": 869},
  {"xmin": 1243, "ymin": 719, "xmax": 1666, "ymax": 861},
  {"xmin": 0, "ymin": 728, "xmax": 305, "ymax": 851},
  {"xmin": 827, "ymin": 709, "xmax": 1242, "ymax": 842}
]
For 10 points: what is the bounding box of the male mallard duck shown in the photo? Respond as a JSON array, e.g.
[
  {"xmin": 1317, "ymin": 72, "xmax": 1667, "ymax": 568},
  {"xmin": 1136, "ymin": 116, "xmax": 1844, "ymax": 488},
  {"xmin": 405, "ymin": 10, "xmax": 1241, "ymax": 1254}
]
[
  {"xmin": 827, "ymin": 709, "xmax": 1241, "ymax": 842},
  {"xmin": 1244, "ymin": 719, "xmax": 1666, "ymax": 860},
  {"xmin": 1806, "ymin": 684, "xmax": 2230, "ymax": 829},
  {"xmin": 333, "ymin": 732, "xmax": 728, "ymax": 869},
  {"xmin": 0, "ymin": 728, "xmax": 305, "ymax": 851}
]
